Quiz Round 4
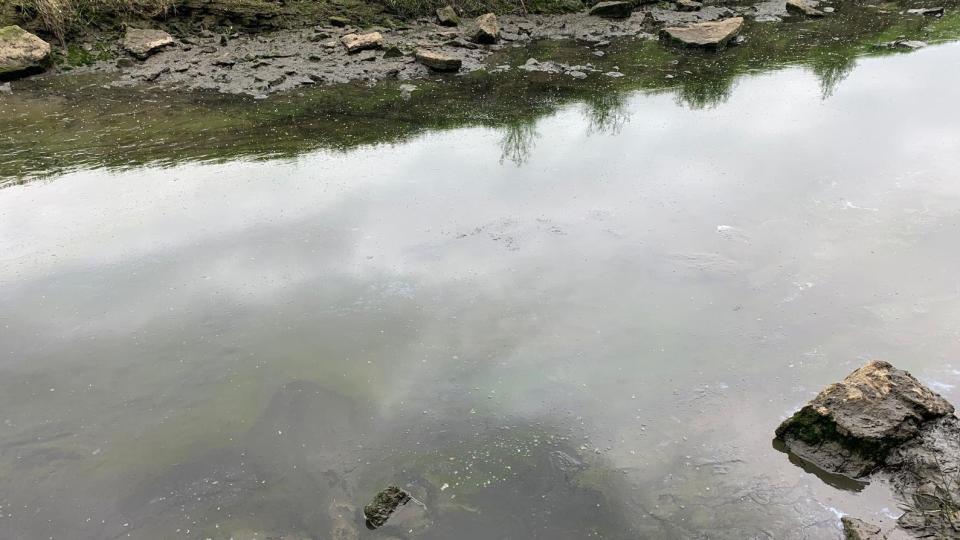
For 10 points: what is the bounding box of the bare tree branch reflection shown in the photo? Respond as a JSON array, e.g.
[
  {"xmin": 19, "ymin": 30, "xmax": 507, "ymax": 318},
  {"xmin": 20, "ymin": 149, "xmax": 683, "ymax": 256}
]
[{"xmin": 499, "ymin": 119, "xmax": 540, "ymax": 166}]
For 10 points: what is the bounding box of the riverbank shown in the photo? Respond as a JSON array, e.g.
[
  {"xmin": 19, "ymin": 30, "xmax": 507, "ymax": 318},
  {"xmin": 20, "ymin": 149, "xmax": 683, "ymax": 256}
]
[
  {"xmin": 2, "ymin": 0, "xmax": 954, "ymax": 97},
  {"xmin": 2, "ymin": 3, "xmax": 960, "ymax": 182}
]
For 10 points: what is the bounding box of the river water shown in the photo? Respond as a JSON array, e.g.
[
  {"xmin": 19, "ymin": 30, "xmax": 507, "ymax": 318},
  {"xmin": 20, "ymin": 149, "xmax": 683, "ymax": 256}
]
[{"xmin": 2, "ymin": 28, "xmax": 960, "ymax": 540}]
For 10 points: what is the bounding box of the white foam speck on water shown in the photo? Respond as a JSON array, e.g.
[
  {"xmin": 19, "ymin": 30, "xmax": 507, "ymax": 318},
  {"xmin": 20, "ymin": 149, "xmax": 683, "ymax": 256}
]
[{"xmin": 842, "ymin": 201, "xmax": 879, "ymax": 211}]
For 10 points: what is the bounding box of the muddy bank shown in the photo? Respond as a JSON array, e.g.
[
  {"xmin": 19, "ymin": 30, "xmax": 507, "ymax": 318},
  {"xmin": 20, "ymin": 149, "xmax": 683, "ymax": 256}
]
[
  {"xmin": 7, "ymin": 0, "xmax": 942, "ymax": 96},
  {"xmin": 105, "ymin": 11, "xmax": 653, "ymax": 96}
]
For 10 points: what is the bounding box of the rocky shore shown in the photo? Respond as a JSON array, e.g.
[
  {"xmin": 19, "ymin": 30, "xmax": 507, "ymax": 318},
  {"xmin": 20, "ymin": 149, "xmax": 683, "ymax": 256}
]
[
  {"xmin": 0, "ymin": 0, "xmax": 888, "ymax": 96},
  {"xmin": 776, "ymin": 361, "xmax": 960, "ymax": 538}
]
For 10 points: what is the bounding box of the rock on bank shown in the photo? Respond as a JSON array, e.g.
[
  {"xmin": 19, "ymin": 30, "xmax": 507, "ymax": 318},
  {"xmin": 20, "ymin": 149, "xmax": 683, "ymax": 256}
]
[{"xmin": 0, "ymin": 25, "xmax": 51, "ymax": 79}]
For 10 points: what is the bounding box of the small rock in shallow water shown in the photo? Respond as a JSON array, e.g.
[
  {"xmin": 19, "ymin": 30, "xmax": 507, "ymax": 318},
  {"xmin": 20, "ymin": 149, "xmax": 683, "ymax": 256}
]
[
  {"xmin": 364, "ymin": 486, "xmax": 411, "ymax": 529},
  {"xmin": 0, "ymin": 82, "xmax": 11, "ymax": 94}
]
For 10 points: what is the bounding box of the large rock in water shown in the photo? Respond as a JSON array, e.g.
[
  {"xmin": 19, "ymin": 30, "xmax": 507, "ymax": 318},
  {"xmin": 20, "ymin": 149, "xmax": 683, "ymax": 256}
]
[
  {"xmin": 660, "ymin": 17, "xmax": 744, "ymax": 49},
  {"xmin": 340, "ymin": 32, "xmax": 384, "ymax": 53},
  {"xmin": 415, "ymin": 48, "xmax": 462, "ymax": 71},
  {"xmin": 466, "ymin": 13, "xmax": 499, "ymax": 44},
  {"xmin": 588, "ymin": 1, "xmax": 634, "ymax": 18},
  {"xmin": 122, "ymin": 28, "xmax": 175, "ymax": 60},
  {"xmin": 776, "ymin": 360, "xmax": 954, "ymax": 477},
  {"xmin": 0, "ymin": 26, "xmax": 51, "ymax": 79}
]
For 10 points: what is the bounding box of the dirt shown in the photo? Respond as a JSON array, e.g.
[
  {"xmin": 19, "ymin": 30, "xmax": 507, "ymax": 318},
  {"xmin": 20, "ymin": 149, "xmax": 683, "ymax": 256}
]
[{"xmin": 56, "ymin": 11, "xmax": 654, "ymax": 96}]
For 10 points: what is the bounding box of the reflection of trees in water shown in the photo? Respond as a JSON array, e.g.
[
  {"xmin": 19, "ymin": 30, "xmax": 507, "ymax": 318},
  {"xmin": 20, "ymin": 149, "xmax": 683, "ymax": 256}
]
[
  {"xmin": 499, "ymin": 119, "xmax": 540, "ymax": 166},
  {"xmin": 810, "ymin": 53, "xmax": 857, "ymax": 99},
  {"xmin": 674, "ymin": 73, "xmax": 735, "ymax": 110},
  {"xmin": 583, "ymin": 92, "xmax": 631, "ymax": 136}
]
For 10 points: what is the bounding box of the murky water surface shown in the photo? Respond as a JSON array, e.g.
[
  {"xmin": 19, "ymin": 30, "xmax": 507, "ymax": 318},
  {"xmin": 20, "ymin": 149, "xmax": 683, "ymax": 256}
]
[{"xmin": 3, "ymin": 21, "xmax": 960, "ymax": 540}]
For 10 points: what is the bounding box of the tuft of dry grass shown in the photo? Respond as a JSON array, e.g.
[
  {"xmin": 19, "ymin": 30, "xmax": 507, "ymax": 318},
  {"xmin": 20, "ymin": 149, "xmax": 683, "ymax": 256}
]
[{"xmin": 14, "ymin": 0, "xmax": 173, "ymax": 44}]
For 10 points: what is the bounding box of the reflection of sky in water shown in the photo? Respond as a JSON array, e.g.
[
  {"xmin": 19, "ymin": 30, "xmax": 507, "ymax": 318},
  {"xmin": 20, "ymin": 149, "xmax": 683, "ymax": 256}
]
[{"xmin": 2, "ymin": 43, "xmax": 960, "ymax": 539}]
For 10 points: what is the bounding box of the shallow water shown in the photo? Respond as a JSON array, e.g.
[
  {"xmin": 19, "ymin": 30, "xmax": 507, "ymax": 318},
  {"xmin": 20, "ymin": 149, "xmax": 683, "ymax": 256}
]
[{"xmin": 3, "ymin": 28, "xmax": 960, "ymax": 540}]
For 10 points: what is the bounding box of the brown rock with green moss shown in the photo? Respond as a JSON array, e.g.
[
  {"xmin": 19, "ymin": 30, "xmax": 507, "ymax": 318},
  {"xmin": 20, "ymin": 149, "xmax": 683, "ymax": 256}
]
[{"xmin": 775, "ymin": 360, "xmax": 953, "ymax": 477}]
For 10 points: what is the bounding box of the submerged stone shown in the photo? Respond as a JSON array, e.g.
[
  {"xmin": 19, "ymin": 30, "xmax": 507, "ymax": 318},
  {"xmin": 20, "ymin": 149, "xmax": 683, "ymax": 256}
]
[
  {"xmin": 776, "ymin": 360, "xmax": 954, "ymax": 477},
  {"xmin": 588, "ymin": 1, "xmax": 634, "ymax": 18},
  {"xmin": 123, "ymin": 28, "xmax": 175, "ymax": 60},
  {"xmin": 363, "ymin": 485, "xmax": 411, "ymax": 529},
  {"xmin": 0, "ymin": 25, "xmax": 51, "ymax": 79},
  {"xmin": 660, "ymin": 17, "xmax": 744, "ymax": 48}
]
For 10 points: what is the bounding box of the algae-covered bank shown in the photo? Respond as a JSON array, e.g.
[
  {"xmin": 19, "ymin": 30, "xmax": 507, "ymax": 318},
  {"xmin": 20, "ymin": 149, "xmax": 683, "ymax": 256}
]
[{"xmin": 3, "ymin": 0, "xmax": 960, "ymax": 538}]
